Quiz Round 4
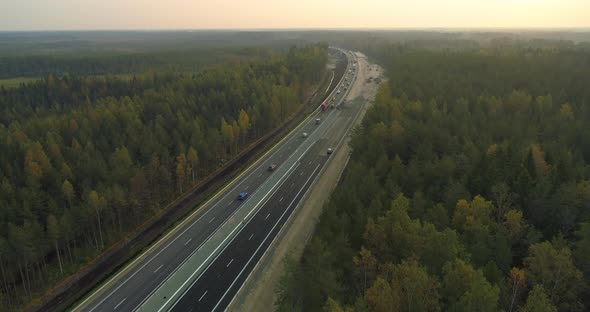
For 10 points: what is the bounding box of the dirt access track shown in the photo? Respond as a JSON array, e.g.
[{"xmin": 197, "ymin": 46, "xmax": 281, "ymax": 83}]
[{"xmin": 228, "ymin": 52, "xmax": 384, "ymax": 312}]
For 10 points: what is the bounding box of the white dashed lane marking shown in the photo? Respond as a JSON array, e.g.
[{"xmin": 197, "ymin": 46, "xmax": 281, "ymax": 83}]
[{"xmin": 198, "ymin": 291, "xmax": 207, "ymax": 302}]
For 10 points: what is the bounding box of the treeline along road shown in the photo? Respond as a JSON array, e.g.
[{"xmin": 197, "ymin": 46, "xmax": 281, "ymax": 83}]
[{"xmin": 0, "ymin": 43, "xmax": 332, "ymax": 311}]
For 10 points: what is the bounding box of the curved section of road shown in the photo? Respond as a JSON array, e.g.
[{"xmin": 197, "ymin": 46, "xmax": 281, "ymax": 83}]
[{"xmin": 73, "ymin": 48, "xmax": 355, "ymax": 312}]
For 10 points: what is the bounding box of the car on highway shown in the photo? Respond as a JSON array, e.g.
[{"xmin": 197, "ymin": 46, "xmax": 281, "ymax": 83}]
[
  {"xmin": 238, "ymin": 192, "xmax": 248, "ymax": 200},
  {"xmin": 327, "ymin": 148, "xmax": 333, "ymax": 155},
  {"xmin": 302, "ymin": 132, "xmax": 308, "ymax": 138},
  {"xmin": 337, "ymin": 89, "xmax": 341, "ymax": 94},
  {"xmin": 268, "ymin": 164, "xmax": 277, "ymax": 171},
  {"xmin": 315, "ymin": 118, "xmax": 321, "ymax": 124}
]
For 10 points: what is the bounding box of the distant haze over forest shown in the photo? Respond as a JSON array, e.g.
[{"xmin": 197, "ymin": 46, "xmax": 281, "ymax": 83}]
[{"xmin": 0, "ymin": 30, "xmax": 589, "ymax": 57}]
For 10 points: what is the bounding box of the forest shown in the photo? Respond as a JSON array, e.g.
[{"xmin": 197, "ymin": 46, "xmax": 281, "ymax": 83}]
[
  {"xmin": 0, "ymin": 43, "xmax": 328, "ymax": 310},
  {"xmin": 0, "ymin": 47, "xmax": 278, "ymax": 80},
  {"xmin": 0, "ymin": 30, "xmax": 334, "ymax": 80},
  {"xmin": 276, "ymin": 42, "xmax": 590, "ymax": 311}
]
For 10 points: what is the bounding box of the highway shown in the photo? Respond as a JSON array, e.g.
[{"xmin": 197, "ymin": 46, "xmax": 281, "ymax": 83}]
[
  {"xmin": 166, "ymin": 51, "xmax": 362, "ymax": 311},
  {"xmin": 168, "ymin": 110, "xmax": 357, "ymax": 311},
  {"xmin": 74, "ymin": 48, "xmax": 358, "ymax": 312}
]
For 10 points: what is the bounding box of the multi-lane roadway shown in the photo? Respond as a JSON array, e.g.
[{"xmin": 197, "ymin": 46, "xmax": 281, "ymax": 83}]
[{"xmin": 74, "ymin": 48, "xmax": 360, "ymax": 312}]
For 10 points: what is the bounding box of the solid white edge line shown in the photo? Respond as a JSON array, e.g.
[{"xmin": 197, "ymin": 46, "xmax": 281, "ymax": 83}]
[
  {"xmin": 212, "ymin": 163, "xmax": 321, "ymax": 312},
  {"xmin": 224, "ymin": 50, "xmax": 363, "ymax": 312},
  {"xmin": 84, "ymin": 143, "xmax": 267, "ymax": 312},
  {"xmin": 134, "ymin": 158, "xmax": 302, "ymax": 311},
  {"xmin": 158, "ymin": 160, "xmax": 303, "ymax": 312},
  {"xmin": 165, "ymin": 135, "xmax": 321, "ymax": 311},
  {"xmin": 134, "ymin": 132, "xmax": 322, "ymax": 312},
  {"xmin": 77, "ymin": 48, "xmax": 349, "ymax": 312},
  {"xmin": 175, "ymin": 49, "xmax": 352, "ymax": 311}
]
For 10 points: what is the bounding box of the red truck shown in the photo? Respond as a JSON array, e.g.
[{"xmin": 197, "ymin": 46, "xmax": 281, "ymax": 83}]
[{"xmin": 321, "ymin": 101, "xmax": 328, "ymax": 111}]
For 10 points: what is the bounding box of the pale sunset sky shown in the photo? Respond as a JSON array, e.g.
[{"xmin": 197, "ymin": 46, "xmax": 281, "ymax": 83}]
[{"xmin": 1, "ymin": 0, "xmax": 588, "ymax": 31}]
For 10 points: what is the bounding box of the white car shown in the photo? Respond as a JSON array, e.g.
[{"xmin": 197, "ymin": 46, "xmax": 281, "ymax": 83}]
[
  {"xmin": 302, "ymin": 132, "xmax": 308, "ymax": 138},
  {"xmin": 327, "ymin": 148, "xmax": 333, "ymax": 155}
]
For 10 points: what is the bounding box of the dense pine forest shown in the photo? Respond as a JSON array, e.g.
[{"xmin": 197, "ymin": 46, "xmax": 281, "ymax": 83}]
[
  {"xmin": 0, "ymin": 48, "xmax": 275, "ymax": 80},
  {"xmin": 0, "ymin": 31, "xmax": 309, "ymax": 79},
  {"xmin": 0, "ymin": 43, "xmax": 328, "ymax": 309},
  {"xmin": 276, "ymin": 42, "xmax": 590, "ymax": 311}
]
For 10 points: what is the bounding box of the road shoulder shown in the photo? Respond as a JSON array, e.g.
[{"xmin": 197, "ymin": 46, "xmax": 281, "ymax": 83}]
[{"xmin": 229, "ymin": 53, "xmax": 383, "ymax": 312}]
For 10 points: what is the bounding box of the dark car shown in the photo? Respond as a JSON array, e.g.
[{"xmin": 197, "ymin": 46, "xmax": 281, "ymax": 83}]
[
  {"xmin": 238, "ymin": 192, "xmax": 248, "ymax": 200},
  {"xmin": 268, "ymin": 164, "xmax": 277, "ymax": 171}
]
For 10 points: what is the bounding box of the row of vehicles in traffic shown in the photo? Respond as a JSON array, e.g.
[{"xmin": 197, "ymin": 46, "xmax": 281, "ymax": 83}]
[
  {"xmin": 237, "ymin": 115, "xmax": 334, "ymax": 201},
  {"xmin": 324, "ymin": 52, "xmax": 356, "ymax": 111},
  {"xmin": 238, "ymin": 50, "xmax": 354, "ymax": 201}
]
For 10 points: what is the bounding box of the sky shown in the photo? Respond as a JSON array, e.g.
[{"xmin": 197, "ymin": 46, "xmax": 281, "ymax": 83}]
[{"xmin": 1, "ymin": 0, "xmax": 589, "ymax": 31}]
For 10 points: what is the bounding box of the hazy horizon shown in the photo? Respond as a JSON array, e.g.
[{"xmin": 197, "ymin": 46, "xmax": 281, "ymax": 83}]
[
  {"xmin": 2, "ymin": 0, "xmax": 589, "ymax": 31},
  {"xmin": 2, "ymin": 27, "xmax": 590, "ymax": 33}
]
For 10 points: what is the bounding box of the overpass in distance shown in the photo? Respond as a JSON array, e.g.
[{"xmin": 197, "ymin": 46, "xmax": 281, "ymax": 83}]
[{"xmin": 73, "ymin": 48, "xmax": 361, "ymax": 312}]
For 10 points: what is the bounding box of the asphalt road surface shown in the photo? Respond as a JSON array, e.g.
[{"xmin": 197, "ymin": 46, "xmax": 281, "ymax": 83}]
[
  {"xmin": 74, "ymin": 49, "xmax": 356, "ymax": 312},
  {"xmin": 171, "ymin": 142, "xmax": 327, "ymax": 312},
  {"xmin": 168, "ymin": 52, "xmax": 362, "ymax": 312}
]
